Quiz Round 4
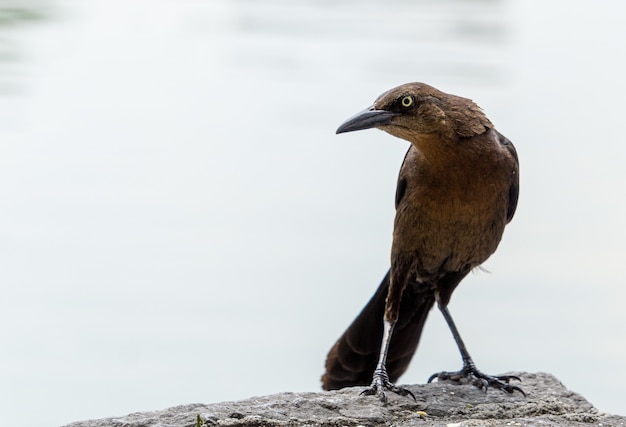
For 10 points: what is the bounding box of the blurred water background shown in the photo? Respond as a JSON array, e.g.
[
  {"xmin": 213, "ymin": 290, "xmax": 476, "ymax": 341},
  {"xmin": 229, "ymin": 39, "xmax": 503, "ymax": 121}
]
[{"xmin": 1, "ymin": 0, "xmax": 625, "ymax": 425}]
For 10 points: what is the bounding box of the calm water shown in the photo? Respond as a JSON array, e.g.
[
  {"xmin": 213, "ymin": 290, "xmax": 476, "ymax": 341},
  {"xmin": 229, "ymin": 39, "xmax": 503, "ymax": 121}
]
[{"xmin": 1, "ymin": 0, "xmax": 625, "ymax": 425}]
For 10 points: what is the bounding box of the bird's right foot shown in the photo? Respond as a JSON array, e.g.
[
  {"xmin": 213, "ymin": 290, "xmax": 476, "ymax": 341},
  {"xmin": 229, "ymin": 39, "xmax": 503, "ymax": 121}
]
[{"xmin": 360, "ymin": 368, "xmax": 416, "ymax": 403}]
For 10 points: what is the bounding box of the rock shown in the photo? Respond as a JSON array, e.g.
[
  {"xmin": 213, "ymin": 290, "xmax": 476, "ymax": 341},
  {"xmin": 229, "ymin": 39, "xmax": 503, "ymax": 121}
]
[{"xmin": 63, "ymin": 372, "xmax": 625, "ymax": 427}]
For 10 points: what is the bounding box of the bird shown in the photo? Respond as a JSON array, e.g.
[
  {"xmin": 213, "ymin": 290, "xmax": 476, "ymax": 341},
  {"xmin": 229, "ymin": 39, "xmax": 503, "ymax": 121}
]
[{"xmin": 321, "ymin": 82, "xmax": 522, "ymax": 402}]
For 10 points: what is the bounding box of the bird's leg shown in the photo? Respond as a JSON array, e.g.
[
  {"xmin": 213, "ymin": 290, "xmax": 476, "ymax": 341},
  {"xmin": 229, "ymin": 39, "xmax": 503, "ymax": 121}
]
[
  {"xmin": 360, "ymin": 318, "xmax": 416, "ymax": 403},
  {"xmin": 428, "ymin": 303, "xmax": 525, "ymax": 396}
]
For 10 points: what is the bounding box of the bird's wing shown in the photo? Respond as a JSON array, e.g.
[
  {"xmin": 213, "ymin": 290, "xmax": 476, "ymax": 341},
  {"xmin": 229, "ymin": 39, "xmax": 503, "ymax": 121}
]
[{"xmin": 497, "ymin": 132, "xmax": 519, "ymax": 223}]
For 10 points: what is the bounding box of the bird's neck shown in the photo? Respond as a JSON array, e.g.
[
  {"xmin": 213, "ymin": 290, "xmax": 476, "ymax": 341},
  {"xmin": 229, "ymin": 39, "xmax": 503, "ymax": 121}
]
[
  {"xmin": 412, "ymin": 133, "xmax": 470, "ymax": 169},
  {"xmin": 408, "ymin": 131, "xmax": 500, "ymax": 192}
]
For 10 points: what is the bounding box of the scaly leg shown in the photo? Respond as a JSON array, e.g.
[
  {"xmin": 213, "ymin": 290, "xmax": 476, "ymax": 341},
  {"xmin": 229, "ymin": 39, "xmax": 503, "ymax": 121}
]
[
  {"xmin": 428, "ymin": 304, "xmax": 525, "ymax": 396},
  {"xmin": 360, "ymin": 318, "xmax": 416, "ymax": 403}
]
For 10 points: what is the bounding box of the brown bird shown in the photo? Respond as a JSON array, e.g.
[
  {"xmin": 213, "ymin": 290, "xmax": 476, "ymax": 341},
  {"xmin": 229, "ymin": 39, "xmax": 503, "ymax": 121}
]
[{"xmin": 322, "ymin": 82, "xmax": 521, "ymax": 402}]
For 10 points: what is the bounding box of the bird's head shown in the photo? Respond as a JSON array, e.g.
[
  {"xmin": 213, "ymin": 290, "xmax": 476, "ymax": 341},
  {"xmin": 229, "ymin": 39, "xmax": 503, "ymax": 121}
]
[{"xmin": 336, "ymin": 82, "xmax": 492, "ymax": 142}]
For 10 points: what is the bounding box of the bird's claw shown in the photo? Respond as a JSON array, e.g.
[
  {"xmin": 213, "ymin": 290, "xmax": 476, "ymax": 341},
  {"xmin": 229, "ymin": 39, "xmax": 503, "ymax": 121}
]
[
  {"xmin": 361, "ymin": 369, "xmax": 416, "ymax": 403},
  {"xmin": 428, "ymin": 365, "xmax": 525, "ymax": 397}
]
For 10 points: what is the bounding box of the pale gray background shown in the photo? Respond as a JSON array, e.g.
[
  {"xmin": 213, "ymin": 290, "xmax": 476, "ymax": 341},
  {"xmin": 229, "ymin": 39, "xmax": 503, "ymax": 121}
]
[{"xmin": 1, "ymin": 0, "xmax": 625, "ymax": 426}]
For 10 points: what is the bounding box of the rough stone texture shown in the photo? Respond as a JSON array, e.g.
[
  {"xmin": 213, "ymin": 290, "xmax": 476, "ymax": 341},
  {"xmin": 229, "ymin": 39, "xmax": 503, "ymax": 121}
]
[{"xmin": 64, "ymin": 372, "xmax": 625, "ymax": 427}]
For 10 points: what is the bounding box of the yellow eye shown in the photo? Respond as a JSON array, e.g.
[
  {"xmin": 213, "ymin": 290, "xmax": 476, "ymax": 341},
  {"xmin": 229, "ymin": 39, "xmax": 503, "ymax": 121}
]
[{"xmin": 401, "ymin": 96, "xmax": 413, "ymax": 108}]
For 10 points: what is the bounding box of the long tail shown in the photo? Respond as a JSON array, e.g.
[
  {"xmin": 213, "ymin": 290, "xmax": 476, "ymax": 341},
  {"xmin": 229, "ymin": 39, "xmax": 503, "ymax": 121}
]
[{"xmin": 321, "ymin": 270, "xmax": 436, "ymax": 390}]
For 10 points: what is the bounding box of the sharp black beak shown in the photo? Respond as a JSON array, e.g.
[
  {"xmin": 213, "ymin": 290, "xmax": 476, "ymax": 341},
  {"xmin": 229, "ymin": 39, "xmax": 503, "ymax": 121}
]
[{"xmin": 336, "ymin": 106, "xmax": 398, "ymax": 134}]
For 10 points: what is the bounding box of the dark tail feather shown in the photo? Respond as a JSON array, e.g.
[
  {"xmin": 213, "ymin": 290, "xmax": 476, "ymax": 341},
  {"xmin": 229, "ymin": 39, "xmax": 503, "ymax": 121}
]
[{"xmin": 321, "ymin": 270, "xmax": 436, "ymax": 390}]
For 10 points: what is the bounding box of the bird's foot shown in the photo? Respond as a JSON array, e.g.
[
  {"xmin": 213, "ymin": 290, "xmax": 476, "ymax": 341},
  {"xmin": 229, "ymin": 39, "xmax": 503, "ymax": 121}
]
[
  {"xmin": 360, "ymin": 368, "xmax": 416, "ymax": 403},
  {"xmin": 428, "ymin": 362, "xmax": 525, "ymax": 396}
]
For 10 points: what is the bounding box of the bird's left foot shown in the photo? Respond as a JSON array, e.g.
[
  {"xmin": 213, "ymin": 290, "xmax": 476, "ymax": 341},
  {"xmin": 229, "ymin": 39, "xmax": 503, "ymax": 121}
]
[
  {"xmin": 360, "ymin": 368, "xmax": 416, "ymax": 403},
  {"xmin": 428, "ymin": 363, "xmax": 525, "ymax": 396}
]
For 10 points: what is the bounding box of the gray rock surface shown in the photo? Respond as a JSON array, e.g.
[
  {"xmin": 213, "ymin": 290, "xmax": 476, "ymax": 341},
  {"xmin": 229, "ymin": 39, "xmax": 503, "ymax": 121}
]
[{"xmin": 64, "ymin": 372, "xmax": 625, "ymax": 427}]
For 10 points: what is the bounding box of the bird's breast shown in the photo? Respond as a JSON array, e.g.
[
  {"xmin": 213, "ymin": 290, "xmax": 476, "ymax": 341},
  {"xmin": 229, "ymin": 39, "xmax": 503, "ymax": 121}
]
[{"xmin": 391, "ymin": 145, "xmax": 510, "ymax": 277}]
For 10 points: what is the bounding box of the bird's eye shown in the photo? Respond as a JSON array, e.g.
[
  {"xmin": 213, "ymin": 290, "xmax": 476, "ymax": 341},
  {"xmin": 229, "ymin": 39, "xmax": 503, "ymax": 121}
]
[{"xmin": 401, "ymin": 96, "xmax": 413, "ymax": 108}]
